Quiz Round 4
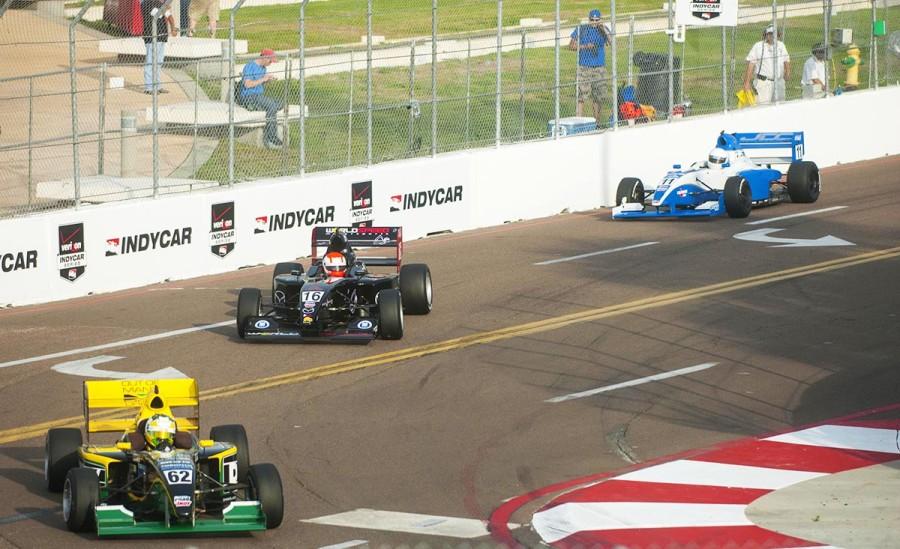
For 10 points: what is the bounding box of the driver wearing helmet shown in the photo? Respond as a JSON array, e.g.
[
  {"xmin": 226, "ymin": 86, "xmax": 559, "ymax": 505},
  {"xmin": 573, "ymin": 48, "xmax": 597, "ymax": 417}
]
[
  {"xmin": 143, "ymin": 413, "xmax": 177, "ymax": 452},
  {"xmin": 323, "ymin": 251, "xmax": 348, "ymax": 278},
  {"xmin": 707, "ymin": 147, "xmax": 729, "ymax": 170}
]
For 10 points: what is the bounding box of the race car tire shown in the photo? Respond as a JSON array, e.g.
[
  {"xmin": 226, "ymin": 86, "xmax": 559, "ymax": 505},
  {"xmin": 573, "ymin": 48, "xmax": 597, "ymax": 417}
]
[
  {"xmin": 378, "ymin": 289, "xmax": 404, "ymax": 340},
  {"xmin": 210, "ymin": 424, "xmax": 250, "ymax": 483},
  {"xmin": 247, "ymin": 463, "xmax": 284, "ymax": 529},
  {"xmin": 236, "ymin": 288, "xmax": 262, "ymax": 339},
  {"xmin": 399, "ymin": 263, "xmax": 432, "ymax": 315},
  {"xmin": 787, "ymin": 161, "xmax": 821, "ymax": 203},
  {"xmin": 272, "ymin": 262, "xmax": 303, "ymax": 304},
  {"xmin": 45, "ymin": 428, "xmax": 83, "ymax": 492},
  {"xmin": 615, "ymin": 177, "xmax": 645, "ymax": 206},
  {"xmin": 63, "ymin": 468, "xmax": 98, "ymax": 533},
  {"xmin": 724, "ymin": 176, "xmax": 752, "ymax": 218}
]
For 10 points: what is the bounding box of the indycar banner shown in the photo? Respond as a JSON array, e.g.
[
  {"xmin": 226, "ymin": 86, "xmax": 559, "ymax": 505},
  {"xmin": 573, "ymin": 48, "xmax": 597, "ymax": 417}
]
[{"xmin": 675, "ymin": 0, "xmax": 738, "ymax": 27}]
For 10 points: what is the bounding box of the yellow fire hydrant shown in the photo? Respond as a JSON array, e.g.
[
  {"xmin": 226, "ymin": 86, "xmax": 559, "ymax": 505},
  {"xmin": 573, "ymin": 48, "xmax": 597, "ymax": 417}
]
[{"xmin": 841, "ymin": 44, "xmax": 862, "ymax": 90}]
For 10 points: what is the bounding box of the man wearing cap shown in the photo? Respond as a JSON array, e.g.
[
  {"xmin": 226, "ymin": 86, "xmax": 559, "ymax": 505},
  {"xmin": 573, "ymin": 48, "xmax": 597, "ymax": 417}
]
[
  {"xmin": 569, "ymin": 9, "xmax": 611, "ymax": 124},
  {"xmin": 743, "ymin": 25, "xmax": 791, "ymax": 104},
  {"xmin": 801, "ymin": 43, "xmax": 827, "ymax": 99},
  {"xmin": 238, "ymin": 49, "xmax": 284, "ymax": 149}
]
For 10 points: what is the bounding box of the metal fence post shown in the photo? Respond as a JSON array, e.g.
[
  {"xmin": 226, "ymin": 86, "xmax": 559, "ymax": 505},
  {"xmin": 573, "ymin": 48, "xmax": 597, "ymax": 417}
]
[
  {"xmin": 496, "ymin": 0, "xmax": 502, "ymax": 147},
  {"xmin": 519, "ymin": 31, "xmax": 526, "ymax": 140},
  {"xmin": 193, "ymin": 59, "xmax": 199, "ymax": 176},
  {"xmin": 667, "ymin": 0, "xmax": 674, "ymax": 122},
  {"xmin": 299, "ymin": 0, "xmax": 308, "ymax": 175},
  {"xmin": 408, "ymin": 40, "xmax": 416, "ymax": 155},
  {"xmin": 824, "ymin": 0, "xmax": 831, "ymax": 95},
  {"xmin": 282, "ymin": 55, "xmax": 292, "ymax": 171},
  {"xmin": 554, "ymin": 0, "xmax": 559, "ymax": 139},
  {"xmin": 611, "ymin": 0, "xmax": 618, "ymax": 130},
  {"xmin": 431, "ymin": 0, "xmax": 437, "ymax": 157},
  {"xmin": 466, "ymin": 38, "xmax": 471, "ymax": 146},
  {"xmin": 69, "ymin": 1, "xmax": 95, "ymax": 208},
  {"xmin": 98, "ymin": 62, "xmax": 106, "ymax": 175},
  {"xmin": 366, "ymin": 0, "xmax": 373, "ymax": 166},
  {"xmin": 27, "ymin": 77, "xmax": 34, "ymax": 204},
  {"xmin": 721, "ymin": 25, "xmax": 727, "ymax": 112},
  {"xmin": 627, "ymin": 16, "xmax": 634, "ymax": 86},
  {"xmin": 348, "ymin": 53, "xmax": 354, "ymax": 166},
  {"xmin": 771, "ymin": 0, "xmax": 778, "ymax": 105},
  {"xmin": 228, "ymin": 0, "xmax": 246, "ymax": 187},
  {"xmin": 870, "ymin": 0, "xmax": 877, "ymax": 88}
]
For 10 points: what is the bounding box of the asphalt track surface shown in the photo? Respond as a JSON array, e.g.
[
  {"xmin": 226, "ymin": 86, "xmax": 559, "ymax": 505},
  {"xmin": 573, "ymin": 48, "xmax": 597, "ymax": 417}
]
[{"xmin": 0, "ymin": 155, "xmax": 898, "ymax": 548}]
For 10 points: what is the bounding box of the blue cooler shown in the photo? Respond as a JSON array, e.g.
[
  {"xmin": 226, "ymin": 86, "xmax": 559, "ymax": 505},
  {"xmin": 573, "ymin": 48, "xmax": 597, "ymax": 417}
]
[{"xmin": 547, "ymin": 116, "xmax": 597, "ymax": 137}]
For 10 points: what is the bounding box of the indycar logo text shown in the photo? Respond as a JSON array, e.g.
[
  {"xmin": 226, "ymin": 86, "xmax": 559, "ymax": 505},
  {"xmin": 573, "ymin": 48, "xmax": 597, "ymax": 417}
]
[
  {"xmin": 351, "ymin": 180, "xmax": 374, "ymax": 227},
  {"xmin": 106, "ymin": 227, "xmax": 192, "ymax": 256},
  {"xmin": 254, "ymin": 206, "xmax": 335, "ymax": 234},
  {"xmin": 209, "ymin": 202, "xmax": 236, "ymax": 258},
  {"xmin": 390, "ymin": 185, "xmax": 463, "ymax": 212},
  {"xmin": 58, "ymin": 222, "xmax": 86, "ymax": 282},
  {"xmin": 690, "ymin": 0, "xmax": 721, "ymax": 20},
  {"xmin": 1, "ymin": 250, "xmax": 37, "ymax": 273}
]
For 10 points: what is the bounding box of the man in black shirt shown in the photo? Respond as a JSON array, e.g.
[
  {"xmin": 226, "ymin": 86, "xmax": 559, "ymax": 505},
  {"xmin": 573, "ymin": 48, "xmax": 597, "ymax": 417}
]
[{"xmin": 141, "ymin": 0, "xmax": 177, "ymax": 94}]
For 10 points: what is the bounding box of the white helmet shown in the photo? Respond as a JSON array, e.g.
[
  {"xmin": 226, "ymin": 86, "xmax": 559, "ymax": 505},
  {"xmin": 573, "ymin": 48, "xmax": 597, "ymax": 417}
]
[{"xmin": 708, "ymin": 147, "xmax": 728, "ymax": 170}]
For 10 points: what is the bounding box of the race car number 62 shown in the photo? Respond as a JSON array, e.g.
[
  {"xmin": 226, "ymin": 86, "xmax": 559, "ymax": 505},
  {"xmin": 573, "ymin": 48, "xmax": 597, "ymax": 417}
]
[{"xmin": 166, "ymin": 469, "xmax": 193, "ymax": 484}]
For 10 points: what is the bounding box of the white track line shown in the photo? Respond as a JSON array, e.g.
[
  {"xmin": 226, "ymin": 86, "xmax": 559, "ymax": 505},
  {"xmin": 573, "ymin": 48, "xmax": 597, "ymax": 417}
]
[
  {"xmin": 317, "ymin": 541, "xmax": 369, "ymax": 549},
  {"xmin": 534, "ymin": 242, "xmax": 659, "ymax": 265},
  {"xmin": 744, "ymin": 206, "xmax": 847, "ymax": 225},
  {"xmin": 533, "ymin": 502, "xmax": 752, "ymax": 542},
  {"xmin": 615, "ymin": 459, "xmax": 826, "ymax": 490},
  {"xmin": 0, "ymin": 320, "xmax": 233, "ymax": 369},
  {"xmin": 546, "ymin": 362, "xmax": 718, "ymax": 403},
  {"xmin": 303, "ymin": 509, "xmax": 515, "ymax": 539},
  {"xmin": 765, "ymin": 425, "xmax": 900, "ymax": 454}
]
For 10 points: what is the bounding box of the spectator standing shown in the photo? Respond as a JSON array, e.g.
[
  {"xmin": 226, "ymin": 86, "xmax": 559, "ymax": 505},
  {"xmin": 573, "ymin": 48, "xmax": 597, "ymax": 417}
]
[
  {"xmin": 569, "ymin": 8, "xmax": 611, "ymax": 124},
  {"xmin": 801, "ymin": 43, "xmax": 827, "ymax": 99},
  {"xmin": 141, "ymin": 0, "xmax": 177, "ymax": 94},
  {"xmin": 743, "ymin": 25, "xmax": 791, "ymax": 104},
  {"xmin": 189, "ymin": 0, "xmax": 219, "ymax": 38},
  {"xmin": 180, "ymin": 0, "xmax": 191, "ymax": 36},
  {"xmin": 238, "ymin": 49, "xmax": 284, "ymax": 149}
]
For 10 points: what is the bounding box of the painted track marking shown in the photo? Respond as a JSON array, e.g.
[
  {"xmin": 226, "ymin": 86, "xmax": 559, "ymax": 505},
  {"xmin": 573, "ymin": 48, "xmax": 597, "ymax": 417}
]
[
  {"xmin": 533, "ymin": 242, "xmax": 659, "ymax": 265},
  {"xmin": 0, "ymin": 321, "xmax": 232, "ymax": 370},
  {"xmin": 744, "ymin": 205, "xmax": 847, "ymax": 225},
  {"xmin": 303, "ymin": 509, "xmax": 516, "ymax": 539},
  {"xmin": 1, "ymin": 247, "xmax": 899, "ymax": 444},
  {"xmin": 545, "ymin": 362, "xmax": 718, "ymax": 403}
]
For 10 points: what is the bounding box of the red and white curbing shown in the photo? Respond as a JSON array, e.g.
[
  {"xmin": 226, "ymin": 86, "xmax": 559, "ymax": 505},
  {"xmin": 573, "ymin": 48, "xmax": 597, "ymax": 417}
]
[{"xmin": 529, "ymin": 421, "xmax": 900, "ymax": 547}]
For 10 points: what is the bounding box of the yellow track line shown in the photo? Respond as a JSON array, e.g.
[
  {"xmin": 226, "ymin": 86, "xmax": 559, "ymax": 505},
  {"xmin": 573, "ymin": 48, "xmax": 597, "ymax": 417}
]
[{"xmin": 2, "ymin": 246, "xmax": 898, "ymax": 445}]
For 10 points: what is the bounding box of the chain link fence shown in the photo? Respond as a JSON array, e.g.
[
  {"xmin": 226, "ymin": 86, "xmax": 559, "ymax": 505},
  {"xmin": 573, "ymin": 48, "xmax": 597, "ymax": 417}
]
[{"xmin": 1, "ymin": 0, "xmax": 897, "ymax": 218}]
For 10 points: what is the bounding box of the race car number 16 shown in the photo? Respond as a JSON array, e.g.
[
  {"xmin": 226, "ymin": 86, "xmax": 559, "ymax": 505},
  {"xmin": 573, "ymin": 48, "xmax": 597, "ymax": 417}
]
[
  {"xmin": 302, "ymin": 291, "xmax": 324, "ymax": 302},
  {"xmin": 166, "ymin": 469, "xmax": 193, "ymax": 484}
]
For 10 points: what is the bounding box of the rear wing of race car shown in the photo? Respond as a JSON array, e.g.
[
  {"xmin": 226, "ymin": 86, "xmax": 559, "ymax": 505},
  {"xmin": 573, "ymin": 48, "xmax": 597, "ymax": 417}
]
[
  {"xmin": 719, "ymin": 131, "xmax": 805, "ymax": 165},
  {"xmin": 83, "ymin": 378, "xmax": 200, "ymax": 442},
  {"xmin": 311, "ymin": 226, "xmax": 403, "ymax": 270}
]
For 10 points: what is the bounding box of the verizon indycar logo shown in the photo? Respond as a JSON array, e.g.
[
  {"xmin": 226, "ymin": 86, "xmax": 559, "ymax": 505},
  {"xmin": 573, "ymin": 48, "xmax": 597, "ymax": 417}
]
[
  {"xmin": 1, "ymin": 250, "xmax": 37, "ymax": 273},
  {"xmin": 58, "ymin": 222, "xmax": 86, "ymax": 281},
  {"xmin": 209, "ymin": 202, "xmax": 235, "ymax": 257},
  {"xmin": 106, "ymin": 227, "xmax": 192, "ymax": 257},
  {"xmin": 390, "ymin": 185, "xmax": 463, "ymax": 212},
  {"xmin": 351, "ymin": 181, "xmax": 374, "ymax": 227},
  {"xmin": 691, "ymin": 0, "xmax": 722, "ymax": 20},
  {"xmin": 254, "ymin": 206, "xmax": 335, "ymax": 234}
]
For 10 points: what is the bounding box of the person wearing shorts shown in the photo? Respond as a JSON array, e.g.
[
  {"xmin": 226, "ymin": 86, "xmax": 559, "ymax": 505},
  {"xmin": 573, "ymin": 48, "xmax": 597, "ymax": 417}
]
[
  {"xmin": 189, "ymin": 0, "xmax": 219, "ymax": 38},
  {"xmin": 569, "ymin": 8, "xmax": 611, "ymax": 125}
]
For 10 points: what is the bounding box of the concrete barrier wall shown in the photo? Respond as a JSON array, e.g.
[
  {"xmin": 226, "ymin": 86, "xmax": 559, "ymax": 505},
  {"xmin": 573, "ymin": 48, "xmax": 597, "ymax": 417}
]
[{"xmin": 2, "ymin": 86, "xmax": 898, "ymax": 307}]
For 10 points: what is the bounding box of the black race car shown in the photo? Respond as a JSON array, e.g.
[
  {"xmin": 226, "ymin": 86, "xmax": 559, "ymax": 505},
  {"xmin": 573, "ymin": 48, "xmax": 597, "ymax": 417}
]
[{"xmin": 236, "ymin": 226, "xmax": 432, "ymax": 342}]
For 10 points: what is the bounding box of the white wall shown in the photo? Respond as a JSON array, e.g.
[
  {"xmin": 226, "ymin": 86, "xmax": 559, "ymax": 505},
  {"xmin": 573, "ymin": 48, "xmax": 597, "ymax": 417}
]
[{"xmin": 1, "ymin": 86, "xmax": 898, "ymax": 308}]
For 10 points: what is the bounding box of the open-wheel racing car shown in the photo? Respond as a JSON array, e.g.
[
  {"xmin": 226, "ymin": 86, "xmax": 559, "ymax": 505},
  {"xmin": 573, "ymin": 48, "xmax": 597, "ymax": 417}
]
[
  {"xmin": 612, "ymin": 131, "xmax": 820, "ymax": 219},
  {"xmin": 44, "ymin": 379, "xmax": 283, "ymax": 537},
  {"xmin": 236, "ymin": 225, "xmax": 432, "ymax": 342}
]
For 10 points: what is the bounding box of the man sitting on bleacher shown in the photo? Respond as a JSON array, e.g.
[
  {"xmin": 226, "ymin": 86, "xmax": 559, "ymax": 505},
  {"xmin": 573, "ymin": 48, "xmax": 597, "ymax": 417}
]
[{"xmin": 238, "ymin": 49, "xmax": 284, "ymax": 149}]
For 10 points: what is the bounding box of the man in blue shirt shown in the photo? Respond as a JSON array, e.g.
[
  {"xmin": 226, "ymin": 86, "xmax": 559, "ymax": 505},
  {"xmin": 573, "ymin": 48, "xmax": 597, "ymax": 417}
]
[
  {"xmin": 238, "ymin": 49, "xmax": 284, "ymax": 149},
  {"xmin": 569, "ymin": 9, "xmax": 611, "ymax": 124}
]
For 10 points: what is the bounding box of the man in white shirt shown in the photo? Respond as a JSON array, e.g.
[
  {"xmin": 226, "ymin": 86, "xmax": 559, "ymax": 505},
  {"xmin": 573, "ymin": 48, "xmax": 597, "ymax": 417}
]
[
  {"xmin": 743, "ymin": 25, "xmax": 791, "ymax": 104},
  {"xmin": 801, "ymin": 43, "xmax": 827, "ymax": 99}
]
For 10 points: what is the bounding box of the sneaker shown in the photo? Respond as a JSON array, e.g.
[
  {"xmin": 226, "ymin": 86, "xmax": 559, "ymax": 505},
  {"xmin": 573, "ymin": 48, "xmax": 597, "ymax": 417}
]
[
  {"xmin": 264, "ymin": 140, "xmax": 282, "ymax": 150},
  {"xmin": 269, "ymin": 136, "xmax": 284, "ymax": 147}
]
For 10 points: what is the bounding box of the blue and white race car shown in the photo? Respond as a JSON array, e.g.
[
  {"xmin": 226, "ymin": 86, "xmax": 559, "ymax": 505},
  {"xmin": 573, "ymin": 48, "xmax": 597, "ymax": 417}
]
[{"xmin": 611, "ymin": 132, "xmax": 820, "ymax": 219}]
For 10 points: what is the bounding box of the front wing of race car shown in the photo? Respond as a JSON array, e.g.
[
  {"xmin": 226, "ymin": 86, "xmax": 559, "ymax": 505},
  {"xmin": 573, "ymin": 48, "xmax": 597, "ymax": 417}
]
[
  {"xmin": 611, "ymin": 198, "xmax": 724, "ymax": 219},
  {"xmin": 241, "ymin": 315, "xmax": 378, "ymax": 343},
  {"xmin": 95, "ymin": 501, "xmax": 267, "ymax": 536}
]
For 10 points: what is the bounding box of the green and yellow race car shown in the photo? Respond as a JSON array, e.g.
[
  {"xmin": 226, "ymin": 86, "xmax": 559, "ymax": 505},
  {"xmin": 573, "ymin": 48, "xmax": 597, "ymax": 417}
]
[{"xmin": 44, "ymin": 378, "xmax": 283, "ymax": 536}]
